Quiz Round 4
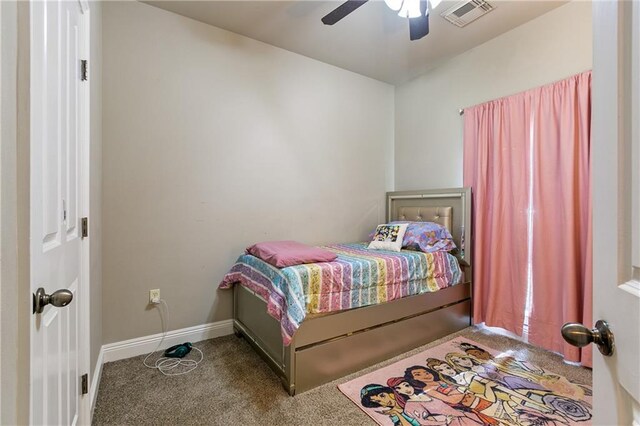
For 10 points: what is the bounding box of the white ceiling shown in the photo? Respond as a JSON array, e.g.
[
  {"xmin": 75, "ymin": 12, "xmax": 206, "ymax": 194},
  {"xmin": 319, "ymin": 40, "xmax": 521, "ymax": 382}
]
[{"xmin": 144, "ymin": 0, "xmax": 568, "ymax": 84}]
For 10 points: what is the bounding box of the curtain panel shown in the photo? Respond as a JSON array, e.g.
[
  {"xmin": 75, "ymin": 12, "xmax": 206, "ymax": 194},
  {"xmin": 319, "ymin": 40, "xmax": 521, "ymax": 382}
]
[{"xmin": 463, "ymin": 71, "xmax": 592, "ymax": 366}]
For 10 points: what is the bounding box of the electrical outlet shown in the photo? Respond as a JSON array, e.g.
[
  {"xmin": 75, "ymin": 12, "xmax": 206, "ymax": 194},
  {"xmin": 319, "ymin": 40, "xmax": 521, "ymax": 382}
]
[{"xmin": 149, "ymin": 289, "xmax": 160, "ymax": 304}]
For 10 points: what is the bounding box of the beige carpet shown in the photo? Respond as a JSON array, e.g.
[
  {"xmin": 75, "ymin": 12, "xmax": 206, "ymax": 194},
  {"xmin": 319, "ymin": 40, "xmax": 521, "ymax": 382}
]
[{"xmin": 92, "ymin": 326, "xmax": 592, "ymax": 425}]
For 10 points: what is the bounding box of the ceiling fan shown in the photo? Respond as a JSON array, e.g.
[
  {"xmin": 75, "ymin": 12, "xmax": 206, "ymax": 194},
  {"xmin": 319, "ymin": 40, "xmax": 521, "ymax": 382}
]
[{"xmin": 321, "ymin": 0, "xmax": 437, "ymax": 41}]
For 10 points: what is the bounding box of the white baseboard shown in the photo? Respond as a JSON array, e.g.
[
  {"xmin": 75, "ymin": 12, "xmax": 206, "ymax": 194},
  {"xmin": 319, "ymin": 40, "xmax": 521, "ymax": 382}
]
[
  {"xmin": 90, "ymin": 347, "xmax": 104, "ymax": 420},
  {"xmin": 102, "ymin": 319, "xmax": 234, "ymax": 363}
]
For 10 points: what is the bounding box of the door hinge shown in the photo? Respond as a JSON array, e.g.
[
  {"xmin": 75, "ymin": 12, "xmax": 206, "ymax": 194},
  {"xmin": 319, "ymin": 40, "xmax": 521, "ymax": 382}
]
[
  {"xmin": 81, "ymin": 373, "xmax": 89, "ymax": 395},
  {"xmin": 81, "ymin": 59, "xmax": 88, "ymax": 81},
  {"xmin": 81, "ymin": 217, "xmax": 88, "ymax": 239}
]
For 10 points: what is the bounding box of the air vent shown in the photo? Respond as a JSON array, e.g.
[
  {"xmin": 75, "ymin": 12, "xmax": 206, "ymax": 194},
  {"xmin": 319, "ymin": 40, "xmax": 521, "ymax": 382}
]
[{"xmin": 441, "ymin": 0, "xmax": 494, "ymax": 28}]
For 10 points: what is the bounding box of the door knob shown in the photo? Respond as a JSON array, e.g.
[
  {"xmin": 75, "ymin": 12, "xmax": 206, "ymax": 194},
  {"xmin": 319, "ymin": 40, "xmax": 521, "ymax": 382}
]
[
  {"xmin": 32, "ymin": 287, "xmax": 73, "ymax": 314},
  {"xmin": 561, "ymin": 320, "xmax": 615, "ymax": 356}
]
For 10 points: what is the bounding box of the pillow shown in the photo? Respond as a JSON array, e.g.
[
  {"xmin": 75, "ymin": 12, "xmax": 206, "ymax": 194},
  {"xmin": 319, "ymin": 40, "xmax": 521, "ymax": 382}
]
[
  {"xmin": 246, "ymin": 241, "xmax": 337, "ymax": 268},
  {"xmin": 368, "ymin": 221, "xmax": 457, "ymax": 253},
  {"xmin": 367, "ymin": 223, "xmax": 408, "ymax": 252},
  {"xmin": 399, "ymin": 221, "xmax": 457, "ymax": 253}
]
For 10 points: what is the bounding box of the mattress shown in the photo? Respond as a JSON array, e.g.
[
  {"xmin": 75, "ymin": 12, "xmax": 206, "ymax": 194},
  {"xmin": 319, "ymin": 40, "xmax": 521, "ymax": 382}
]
[{"xmin": 219, "ymin": 243, "xmax": 462, "ymax": 345}]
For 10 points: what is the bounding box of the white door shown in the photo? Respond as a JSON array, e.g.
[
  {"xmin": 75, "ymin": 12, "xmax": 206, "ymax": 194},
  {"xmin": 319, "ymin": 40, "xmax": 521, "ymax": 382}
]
[
  {"xmin": 30, "ymin": 0, "xmax": 89, "ymax": 424},
  {"xmin": 590, "ymin": 1, "xmax": 640, "ymax": 424}
]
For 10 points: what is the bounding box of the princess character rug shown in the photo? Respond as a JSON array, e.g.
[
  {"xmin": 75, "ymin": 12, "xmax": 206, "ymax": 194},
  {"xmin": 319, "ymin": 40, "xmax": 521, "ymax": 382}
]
[{"xmin": 338, "ymin": 338, "xmax": 592, "ymax": 426}]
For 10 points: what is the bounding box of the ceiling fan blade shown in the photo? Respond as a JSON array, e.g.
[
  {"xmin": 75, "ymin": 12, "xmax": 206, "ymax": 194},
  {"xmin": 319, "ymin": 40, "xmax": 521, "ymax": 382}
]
[
  {"xmin": 321, "ymin": 0, "xmax": 368, "ymax": 25},
  {"xmin": 409, "ymin": 13, "xmax": 429, "ymax": 40},
  {"xmin": 409, "ymin": 14, "xmax": 430, "ymax": 40},
  {"xmin": 409, "ymin": 0, "xmax": 430, "ymax": 40}
]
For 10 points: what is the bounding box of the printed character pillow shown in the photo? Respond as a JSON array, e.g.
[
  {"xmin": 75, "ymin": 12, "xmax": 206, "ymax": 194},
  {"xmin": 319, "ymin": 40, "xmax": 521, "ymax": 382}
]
[{"xmin": 367, "ymin": 223, "xmax": 409, "ymax": 252}]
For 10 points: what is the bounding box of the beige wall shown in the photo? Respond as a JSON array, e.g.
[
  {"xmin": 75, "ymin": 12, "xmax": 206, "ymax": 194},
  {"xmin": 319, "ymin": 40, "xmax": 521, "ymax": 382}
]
[
  {"xmin": 102, "ymin": 1, "xmax": 394, "ymax": 343},
  {"xmin": 394, "ymin": 1, "xmax": 592, "ymax": 190},
  {"xmin": 1, "ymin": 1, "xmax": 30, "ymax": 423},
  {"xmin": 0, "ymin": 2, "xmax": 19, "ymax": 422},
  {"xmin": 90, "ymin": 1, "xmax": 103, "ymax": 380},
  {"xmin": 1, "ymin": 0, "xmax": 3, "ymax": 413}
]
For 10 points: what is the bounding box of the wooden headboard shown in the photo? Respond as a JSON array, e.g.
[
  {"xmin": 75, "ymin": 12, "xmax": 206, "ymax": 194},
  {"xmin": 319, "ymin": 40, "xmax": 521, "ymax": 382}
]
[{"xmin": 386, "ymin": 187, "xmax": 472, "ymax": 266}]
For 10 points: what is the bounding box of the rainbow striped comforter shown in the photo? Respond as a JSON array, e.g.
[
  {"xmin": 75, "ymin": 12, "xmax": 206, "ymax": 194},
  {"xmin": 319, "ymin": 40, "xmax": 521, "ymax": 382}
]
[{"xmin": 219, "ymin": 243, "xmax": 462, "ymax": 345}]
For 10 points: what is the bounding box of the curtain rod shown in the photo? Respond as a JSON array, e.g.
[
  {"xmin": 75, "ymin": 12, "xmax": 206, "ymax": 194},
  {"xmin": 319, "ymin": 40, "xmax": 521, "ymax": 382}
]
[{"xmin": 459, "ymin": 109, "xmax": 464, "ymax": 116}]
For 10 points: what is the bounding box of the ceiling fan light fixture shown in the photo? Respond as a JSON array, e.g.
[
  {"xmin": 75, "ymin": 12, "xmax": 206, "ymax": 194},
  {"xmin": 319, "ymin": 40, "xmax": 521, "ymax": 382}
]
[
  {"xmin": 321, "ymin": 0, "xmax": 432, "ymax": 41},
  {"xmin": 397, "ymin": 0, "xmax": 423, "ymax": 18},
  {"xmin": 384, "ymin": 0, "xmax": 403, "ymax": 12}
]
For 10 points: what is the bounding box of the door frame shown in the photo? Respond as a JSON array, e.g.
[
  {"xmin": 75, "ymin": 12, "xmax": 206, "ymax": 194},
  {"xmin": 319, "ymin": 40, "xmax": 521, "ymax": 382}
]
[{"xmin": 78, "ymin": 1, "xmax": 92, "ymax": 424}]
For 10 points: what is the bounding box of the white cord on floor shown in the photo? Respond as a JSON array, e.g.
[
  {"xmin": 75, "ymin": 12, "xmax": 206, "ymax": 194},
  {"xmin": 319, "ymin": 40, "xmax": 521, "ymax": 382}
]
[{"xmin": 143, "ymin": 299, "xmax": 203, "ymax": 376}]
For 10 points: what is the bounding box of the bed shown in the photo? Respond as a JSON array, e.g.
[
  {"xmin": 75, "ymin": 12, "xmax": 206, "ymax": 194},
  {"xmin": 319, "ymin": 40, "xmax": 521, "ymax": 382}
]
[{"xmin": 220, "ymin": 188, "xmax": 472, "ymax": 395}]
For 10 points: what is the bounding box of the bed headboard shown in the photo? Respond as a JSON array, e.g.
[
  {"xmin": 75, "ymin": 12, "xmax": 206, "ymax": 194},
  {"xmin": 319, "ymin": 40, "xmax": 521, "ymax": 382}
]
[{"xmin": 386, "ymin": 187, "xmax": 472, "ymax": 266}]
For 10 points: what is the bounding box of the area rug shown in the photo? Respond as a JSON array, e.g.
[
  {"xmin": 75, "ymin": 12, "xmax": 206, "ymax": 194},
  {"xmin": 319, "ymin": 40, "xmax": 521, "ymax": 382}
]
[{"xmin": 338, "ymin": 338, "xmax": 592, "ymax": 426}]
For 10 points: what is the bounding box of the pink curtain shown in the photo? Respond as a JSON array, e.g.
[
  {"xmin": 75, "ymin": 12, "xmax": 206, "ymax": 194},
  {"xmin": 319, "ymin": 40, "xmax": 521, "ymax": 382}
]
[
  {"xmin": 463, "ymin": 71, "xmax": 592, "ymax": 367},
  {"xmin": 527, "ymin": 72, "xmax": 592, "ymax": 366},
  {"xmin": 463, "ymin": 94, "xmax": 532, "ymax": 334}
]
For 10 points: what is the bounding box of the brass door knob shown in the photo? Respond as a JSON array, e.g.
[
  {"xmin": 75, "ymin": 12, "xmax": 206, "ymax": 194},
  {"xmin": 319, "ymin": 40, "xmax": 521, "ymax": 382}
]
[{"xmin": 561, "ymin": 320, "xmax": 615, "ymax": 356}]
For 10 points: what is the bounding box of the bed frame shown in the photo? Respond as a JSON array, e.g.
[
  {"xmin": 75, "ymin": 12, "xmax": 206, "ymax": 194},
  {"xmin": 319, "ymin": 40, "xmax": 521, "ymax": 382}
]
[{"xmin": 232, "ymin": 187, "xmax": 472, "ymax": 395}]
